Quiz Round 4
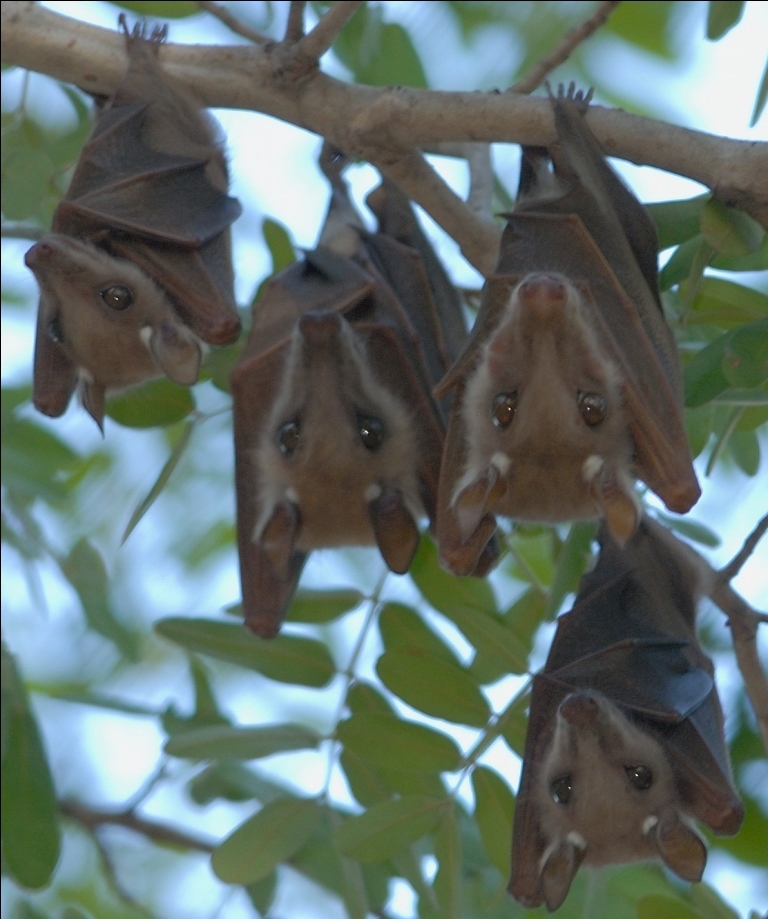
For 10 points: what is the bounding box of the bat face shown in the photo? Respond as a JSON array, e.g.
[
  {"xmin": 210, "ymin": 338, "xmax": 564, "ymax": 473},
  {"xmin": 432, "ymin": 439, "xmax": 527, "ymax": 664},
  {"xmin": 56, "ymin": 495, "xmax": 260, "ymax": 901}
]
[
  {"xmin": 435, "ymin": 86, "xmax": 699, "ymax": 573},
  {"xmin": 509, "ymin": 520, "xmax": 744, "ymax": 911},
  {"xmin": 28, "ymin": 20, "xmax": 241, "ymax": 427},
  {"xmin": 253, "ymin": 310, "xmax": 423, "ymax": 564},
  {"xmin": 27, "ymin": 235, "xmax": 201, "ymax": 427},
  {"xmin": 454, "ymin": 273, "xmax": 639, "ymax": 543}
]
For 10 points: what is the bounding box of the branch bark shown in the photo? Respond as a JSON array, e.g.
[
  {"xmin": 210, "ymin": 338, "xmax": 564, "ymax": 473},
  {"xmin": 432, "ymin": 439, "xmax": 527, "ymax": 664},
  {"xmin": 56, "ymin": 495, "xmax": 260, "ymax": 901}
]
[{"xmin": 2, "ymin": 0, "xmax": 766, "ymax": 275}]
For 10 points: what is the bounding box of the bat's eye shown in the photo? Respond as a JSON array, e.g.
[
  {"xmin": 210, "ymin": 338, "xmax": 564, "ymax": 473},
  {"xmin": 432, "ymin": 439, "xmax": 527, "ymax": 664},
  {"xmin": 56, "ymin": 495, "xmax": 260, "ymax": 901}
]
[
  {"xmin": 100, "ymin": 285, "xmax": 133, "ymax": 311},
  {"xmin": 551, "ymin": 775, "xmax": 572, "ymax": 805},
  {"xmin": 358, "ymin": 415, "xmax": 384, "ymax": 451},
  {"xmin": 48, "ymin": 314, "xmax": 64, "ymax": 344},
  {"xmin": 625, "ymin": 765, "xmax": 653, "ymax": 790},
  {"xmin": 492, "ymin": 392, "xmax": 518, "ymax": 429},
  {"xmin": 277, "ymin": 420, "xmax": 300, "ymax": 455},
  {"xmin": 578, "ymin": 391, "xmax": 606, "ymax": 426}
]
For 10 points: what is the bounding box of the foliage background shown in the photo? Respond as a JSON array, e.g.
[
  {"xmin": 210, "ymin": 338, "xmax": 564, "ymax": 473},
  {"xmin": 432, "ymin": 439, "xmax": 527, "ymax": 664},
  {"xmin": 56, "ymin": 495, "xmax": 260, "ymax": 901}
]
[{"xmin": 1, "ymin": 2, "xmax": 767, "ymax": 918}]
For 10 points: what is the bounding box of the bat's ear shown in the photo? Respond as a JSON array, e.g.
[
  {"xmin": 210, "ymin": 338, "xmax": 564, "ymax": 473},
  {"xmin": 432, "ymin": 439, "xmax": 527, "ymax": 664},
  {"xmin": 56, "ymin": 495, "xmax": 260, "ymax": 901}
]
[
  {"xmin": 146, "ymin": 322, "xmax": 202, "ymax": 386},
  {"xmin": 540, "ymin": 837, "xmax": 586, "ymax": 911},
  {"xmin": 259, "ymin": 500, "xmax": 301, "ymax": 580},
  {"xmin": 648, "ymin": 812, "xmax": 706, "ymax": 882},
  {"xmin": 368, "ymin": 485, "xmax": 420, "ymax": 574}
]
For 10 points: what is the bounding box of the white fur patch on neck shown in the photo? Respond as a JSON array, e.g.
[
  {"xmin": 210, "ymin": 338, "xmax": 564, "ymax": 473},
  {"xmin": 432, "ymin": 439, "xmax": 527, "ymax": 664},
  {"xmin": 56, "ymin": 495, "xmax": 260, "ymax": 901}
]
[
  {"xmin": 582, "ymin": 454, "xmax": 604, "ymax": 482},
  {"xmin": 490, "ymin": 451, "xmax": 512, "ymax": 475}
]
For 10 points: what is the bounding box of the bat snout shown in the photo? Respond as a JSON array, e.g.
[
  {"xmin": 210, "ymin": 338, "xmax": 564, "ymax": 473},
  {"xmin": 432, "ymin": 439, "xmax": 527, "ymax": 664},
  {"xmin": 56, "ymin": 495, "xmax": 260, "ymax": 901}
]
[
  {"xmin": 560, "ymin": 693, "xmax": 600, "ymax": 726},
  {"xmin": 517, "ymin": 274, "xmax": 568, "ymax": 322},
  {"xmin": 298, "ymin": 310, "xmax": 344, "ymax": 344}
]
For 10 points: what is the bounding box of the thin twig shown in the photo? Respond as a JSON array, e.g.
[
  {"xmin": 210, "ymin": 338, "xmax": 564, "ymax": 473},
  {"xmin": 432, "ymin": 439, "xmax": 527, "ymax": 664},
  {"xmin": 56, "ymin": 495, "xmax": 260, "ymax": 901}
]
[
  {"xmin": 285, "ymin": 0, "xmax": 306, "ymax": 43},
  {"xmin": 295, "ymin": 1, "xmax": 363, "ymax": 61},
  {"xmin": 719, "ymin": 513, "xmax": 768, "ymax": 584},
  {"xmin": 371, "ymin": 147, "xmax": 501, "ymax": 273},
  {"xmin": 196, "ymin": 1, "xmax": 268, "ymax": 44},
  {"xmin": 510, "ymin": 0, "xmax": 622, "ymax": 95},
  {"xmin": 60, "ymin": 799, "xmax": 216, "ymax": 853}
]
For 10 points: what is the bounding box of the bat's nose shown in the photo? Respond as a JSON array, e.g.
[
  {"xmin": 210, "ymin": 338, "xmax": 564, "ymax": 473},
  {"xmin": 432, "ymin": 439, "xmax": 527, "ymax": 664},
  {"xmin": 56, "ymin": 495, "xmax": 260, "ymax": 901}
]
[
  {"xmin": 298, "ymin": 310, "xmax": 343, "ymax": 344},
  {"xmin": 560, "ymin": 693, "xmax": 599, "ymax": 725},
  {"xmin": 517, "ymin": 274, "xmax": 568, "ymax": 321},
  {"xmin": 24, "ymin": 241, "xmax": 55, "ymax": 268}
]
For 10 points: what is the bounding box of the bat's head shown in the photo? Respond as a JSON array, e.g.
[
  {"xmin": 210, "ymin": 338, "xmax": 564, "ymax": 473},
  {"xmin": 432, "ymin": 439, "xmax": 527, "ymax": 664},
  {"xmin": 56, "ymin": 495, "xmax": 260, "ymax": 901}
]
[
  {"xmin": 26, "ymin": 235, "xmax": 202, "ymax": 411},
  {"xmin": 454, "ymin": 273, "xmax": 640, "ymax": 545},
  {"xmin": 510, "ymin": 689, "xmax": 709, "ymax": 911},
  {"xmin": 252, "ymin": 310, "xmax": 424, "ymax": 574}
]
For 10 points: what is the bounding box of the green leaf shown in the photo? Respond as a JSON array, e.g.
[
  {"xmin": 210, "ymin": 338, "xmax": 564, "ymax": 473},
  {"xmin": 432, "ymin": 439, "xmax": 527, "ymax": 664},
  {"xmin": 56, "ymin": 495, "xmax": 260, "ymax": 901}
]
[
  {"xmin": 112, "ymin": 1, "xmax": 201, "ymax": 17},
  {"xmin": 376, "ymin": 649, "xmax": 491, "ymax": 727},
  {"xmin": 59, "ymin": 538, "xmax": 138, "ymax": 659},
  {"xmin": 286, "ymin": 588, "xmax": 364, "ymax": 624},
  {"xmin": 647, "ymin": 195, "xmax": 708, "ymax": 250},
  {"xmin": 700, "ymin": 199, "xmax": 763, "ymax": 257},
  {"xmin": 652, "ymin": 512, "xmax": 721, "ymax": 547},
  {"xmin": 262, "ymin": 217, "xmax": 297, "ymax": 272},
  {"xmin": 213, "ymin": 796, "xmax": 323, "ymax": 884},
  {"xmin": 409, "ymin": 535, "xmax": 498, "ymax": 617},
  {"xmin": 605, "ymin": 1, "xmax": 678, "ymax": 59},
  {"xmin": 334, "ymin": 796, "xmax": 445, "ymax": 862},
  {"xmin": 337, "ymin": 713, "xmax": 462, "ymax": 774},
  {"xmin": 706, "ymin": 1, "xmax": 745, "ymax": 39},
  {"xmin": 472, "ymin": 766, "xmax": 515, "ymax": 876},
  {"xmin": 165, "ymin": 723, "xmax": 320, "ymax": 760},
  {"xmin": 1, "ymin": 147, "xmax": 52, "ymax": 220},
  {"xmin": 379, "ymin": 603, "xmax": 458, "ymax": 663},
  {"xmin": 245, "ymin": 871, "xmax": 277, "ymax": 915},
  {"xmin": 105, "ymin": 378, "xmax": 195, "ymax": 428},
  {"xmin": 1, "ymin": 417, "xmax": 80, "ymax": 505},
  {"xmin": 690, "ymin": 882, "xmax": 741, "ymax": 919},
  {"xmin": 722, "ymin": 319, "xmax": 768, "ymax": 388},
  {"xmin": 442, "ymin": 603, "xmax": 528, "ymax": 675},
  {"xmin": 155, "ymin": 618, "xmax": 336, "ymax": 687},
  {"xmin": 332, "ymin": 5, "xmax": 427, "ymax": 87},
  {"xmin": 500, "ymin": 686, "xmax": 531, "ymax": 756},
  {"xmin": 1, "ymin": 645, "xmax": 61, "ymax": 889},
  {"xmin": 188, "ymin": 761, "xmax": 287, "ymax": 806},
  {"xmin": 728, "ymin": 429, "xmax": 760, "ymax": 475},
  {"xmin": 691, "ymin": 277, "xmax": 768, "ymax": 326},
  {"xmin": 434, "ymin": 803, "xmax": 462, "ymax": 919},
  {"xmin": 121, "ymin": 420, "xmax": 194, "ymax": 543},
  {"xmin": 638, "ymin": 894, "xmax": 700, "ymax": 919},
  {"xmin": 684, "ymin": 333, "xmax": 730, "ymax": 407},
  {"xmin": 546, "ymin": 521, "xmax": 596, "ymax": 618}
]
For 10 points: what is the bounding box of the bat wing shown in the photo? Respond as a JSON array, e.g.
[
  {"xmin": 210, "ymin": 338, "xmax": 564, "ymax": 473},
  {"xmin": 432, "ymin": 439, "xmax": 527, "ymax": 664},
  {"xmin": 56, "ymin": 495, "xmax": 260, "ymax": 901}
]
[
  {"xmin": 32, "ymin": 292, "xmax": 78, "ymax": 418},
  {"xmin": 498, "ymin": 212, "xmax": 699, "ymax": 513},
  {"xmin": 55, "ymin": 104, "xmax": 241, "ymax": 247}
]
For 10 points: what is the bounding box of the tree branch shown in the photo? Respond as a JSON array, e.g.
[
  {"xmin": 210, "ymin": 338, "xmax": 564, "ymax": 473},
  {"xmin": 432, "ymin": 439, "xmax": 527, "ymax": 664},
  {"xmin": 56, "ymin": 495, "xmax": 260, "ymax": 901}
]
[
  {"xmin": 510, "ymin": 0, "xmax": 622, "ymax": 94},
  {"xmin": 719, "ymin": 512, "xmax": 768, "ymax": 583},
  {"xmin": 3, "ymin": 0, "xmax": 765, "ymax": 274},
  {"xmin": 285, "ymin": 0, "xmax": 306, "ymax": 43},
  {"xmin": 196, "ymin": 1, "xmax": 268, "ymax": 44},
  {"xmin": 295, "ymin": 1, "xmax": 363, "ymax": 61},
  {"xmin": 60, "ymin": 799, "xmax": 216, "ymax": 854}
]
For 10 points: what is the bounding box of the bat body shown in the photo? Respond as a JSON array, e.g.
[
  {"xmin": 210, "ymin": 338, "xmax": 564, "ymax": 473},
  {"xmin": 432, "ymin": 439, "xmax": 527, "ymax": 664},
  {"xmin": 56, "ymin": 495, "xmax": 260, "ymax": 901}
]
[
  {"xmin": 509, "ymin": 518, "xmax": 744, "ymax": 911},
  {"xmin": 232, "ymin": 168, "xmax": 467, "ymax": 638},
  {"xmin": 435, "ymin": 86, "xmax": 700, "ymax": 573},
  {"xmin": 26, "ymin": 19, "xmax": 242, "ymax": 428}
]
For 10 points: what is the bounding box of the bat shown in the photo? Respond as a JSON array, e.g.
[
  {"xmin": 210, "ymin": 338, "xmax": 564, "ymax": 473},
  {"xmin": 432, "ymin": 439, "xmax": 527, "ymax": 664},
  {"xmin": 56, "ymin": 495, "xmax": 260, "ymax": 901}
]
[
  {"xmin": 508, "ymin": 517, "xmax": 744, "ymax": 911},
  {"xmin": 231, "ymin": 152, "xmax": 471, "ymax": 638},
  {"xmin": 25, "ymin": 17, "xmax": 242, "ymax": 429},
  {"xmin": 434, "ymin": 85, "xmax": 700, "ymax": 575}
]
